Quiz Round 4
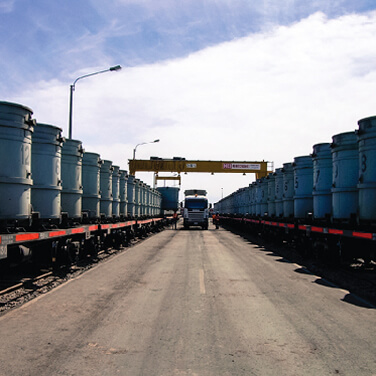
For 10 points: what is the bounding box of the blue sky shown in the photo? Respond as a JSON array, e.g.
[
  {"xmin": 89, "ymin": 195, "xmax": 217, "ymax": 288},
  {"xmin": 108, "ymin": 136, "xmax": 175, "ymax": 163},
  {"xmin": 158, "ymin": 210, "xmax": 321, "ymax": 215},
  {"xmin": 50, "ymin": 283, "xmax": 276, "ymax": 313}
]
[
  {"xmin": 1, "ymin": 0, "xmax": 375, "ymax": 90},
  {"xmin": 2, "ymin": 0, "xmax": 376, "ymax": 203}
]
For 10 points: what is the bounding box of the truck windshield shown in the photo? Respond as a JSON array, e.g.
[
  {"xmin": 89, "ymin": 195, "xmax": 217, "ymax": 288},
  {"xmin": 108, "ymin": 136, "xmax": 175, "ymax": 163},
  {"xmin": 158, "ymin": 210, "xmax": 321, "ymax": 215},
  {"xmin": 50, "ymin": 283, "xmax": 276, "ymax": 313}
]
[{"xmin": 185, "ymin": 199, "xmax": 208, "ymax": 210}]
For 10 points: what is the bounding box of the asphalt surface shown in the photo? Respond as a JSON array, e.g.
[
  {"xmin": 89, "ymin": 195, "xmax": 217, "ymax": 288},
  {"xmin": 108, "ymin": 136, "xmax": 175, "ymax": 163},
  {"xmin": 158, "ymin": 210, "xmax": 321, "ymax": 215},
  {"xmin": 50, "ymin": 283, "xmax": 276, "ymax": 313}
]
[{"xmin": 0, "ymin": 223, "xmax": 375, "ymax": 376}]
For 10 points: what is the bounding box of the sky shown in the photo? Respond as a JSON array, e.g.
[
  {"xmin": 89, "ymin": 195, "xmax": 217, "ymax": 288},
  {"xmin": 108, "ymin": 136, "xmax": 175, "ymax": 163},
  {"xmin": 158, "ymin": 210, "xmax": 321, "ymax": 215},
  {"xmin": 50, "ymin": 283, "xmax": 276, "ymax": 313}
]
[{"xmin": 2, "ymin": 0, "xmax": 376, "ymax": 204}]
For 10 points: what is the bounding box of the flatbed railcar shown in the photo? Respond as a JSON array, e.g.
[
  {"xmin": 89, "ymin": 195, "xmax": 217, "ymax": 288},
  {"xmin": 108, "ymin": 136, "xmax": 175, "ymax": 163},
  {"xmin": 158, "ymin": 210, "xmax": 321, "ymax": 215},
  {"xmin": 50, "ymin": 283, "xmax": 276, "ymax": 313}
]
[
  {"xmin": 0, "ymin": 101, "xmax": 168, "ymax": 269},
  {"xmin": 0, "ymin": 217, "xmax": 167, "ymax": 267},
  {"xmin": 215, "ymin": 115, "xmax": 376, "ymax": 264},
  {"xmin": 218, "ymin": 215, "xmax": 376, "ymax": 263}
]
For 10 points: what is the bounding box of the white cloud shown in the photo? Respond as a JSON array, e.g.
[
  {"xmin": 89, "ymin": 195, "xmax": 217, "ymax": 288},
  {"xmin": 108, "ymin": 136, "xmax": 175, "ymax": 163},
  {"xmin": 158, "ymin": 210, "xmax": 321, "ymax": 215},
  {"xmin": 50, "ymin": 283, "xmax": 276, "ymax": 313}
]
[
  {"xmin": 8, "ymin": 11, "xmax": 376, "ymax": 204},
  {"xmin": 0, "ymin": 0, "xmax": 16, "ymax": 13}
]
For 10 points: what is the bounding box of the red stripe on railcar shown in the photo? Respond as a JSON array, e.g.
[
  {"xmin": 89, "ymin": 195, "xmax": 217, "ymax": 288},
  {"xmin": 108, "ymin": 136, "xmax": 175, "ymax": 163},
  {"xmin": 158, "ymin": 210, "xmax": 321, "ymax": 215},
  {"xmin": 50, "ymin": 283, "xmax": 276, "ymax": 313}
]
[
  {"xmin": 328, "ymin": 228, "xmax": 344, "ymax": 235},
  {"xmin": 15, "ymin": 233, "xmax": 40, "ymax": 242},
  {"xmin": 311, "ymin": 226, "xmax": 324, "ymax": 233},
  {"xmin": 49, "ymin": 230, "xmax": 67, "ymax": 237},
  {"xmin": 352, "ymin": 231, "xmax": 373, "ymax": 239},
  {"xmin": 71, "ymin": 228, "xmax": 85, "ymax": 234}
]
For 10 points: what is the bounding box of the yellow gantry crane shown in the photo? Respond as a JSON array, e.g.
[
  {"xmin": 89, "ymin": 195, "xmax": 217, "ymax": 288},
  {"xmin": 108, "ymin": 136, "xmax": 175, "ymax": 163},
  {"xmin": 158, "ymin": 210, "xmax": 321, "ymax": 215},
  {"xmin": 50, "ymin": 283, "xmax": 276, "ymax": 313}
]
[{"xmin": 129, "ymin": 158, "xmax": 271, "ymax": 186}]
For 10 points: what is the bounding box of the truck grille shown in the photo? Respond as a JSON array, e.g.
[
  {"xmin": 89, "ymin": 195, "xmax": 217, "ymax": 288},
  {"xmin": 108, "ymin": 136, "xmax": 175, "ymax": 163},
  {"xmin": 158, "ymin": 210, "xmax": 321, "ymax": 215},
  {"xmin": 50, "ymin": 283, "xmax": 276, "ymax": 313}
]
[{"xmin": 188, "ymin": 212, "xmax": 204, "ymax": 221}]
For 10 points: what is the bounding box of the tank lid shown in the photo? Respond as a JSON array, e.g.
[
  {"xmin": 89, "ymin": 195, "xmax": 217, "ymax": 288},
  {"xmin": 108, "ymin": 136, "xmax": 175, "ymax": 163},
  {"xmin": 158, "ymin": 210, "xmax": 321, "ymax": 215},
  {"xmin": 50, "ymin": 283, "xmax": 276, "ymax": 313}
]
[{"xmin": 0, "ymin": 101, "xmax": 33, "ymax": 114}]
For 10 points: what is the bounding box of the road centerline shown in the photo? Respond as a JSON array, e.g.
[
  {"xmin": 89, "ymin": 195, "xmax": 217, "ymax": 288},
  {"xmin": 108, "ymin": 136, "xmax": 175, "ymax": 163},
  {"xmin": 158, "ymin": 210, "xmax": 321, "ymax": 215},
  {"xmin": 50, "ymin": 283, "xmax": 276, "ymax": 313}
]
[{"xmin": 199, "ymin": 268, "xmax": 206, "ymax": 295}]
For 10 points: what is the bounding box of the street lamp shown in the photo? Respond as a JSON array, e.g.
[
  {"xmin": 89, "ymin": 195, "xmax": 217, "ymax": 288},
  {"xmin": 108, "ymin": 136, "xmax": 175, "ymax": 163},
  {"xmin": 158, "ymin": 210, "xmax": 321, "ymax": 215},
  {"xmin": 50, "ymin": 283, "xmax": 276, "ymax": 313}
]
[
  {"xmin": 133, "ymin": 139, "xmax": 160, "ymax": 159},
  {"xmin": 68, "ymin": 64, "xmax": 122, "ymax": 139}
]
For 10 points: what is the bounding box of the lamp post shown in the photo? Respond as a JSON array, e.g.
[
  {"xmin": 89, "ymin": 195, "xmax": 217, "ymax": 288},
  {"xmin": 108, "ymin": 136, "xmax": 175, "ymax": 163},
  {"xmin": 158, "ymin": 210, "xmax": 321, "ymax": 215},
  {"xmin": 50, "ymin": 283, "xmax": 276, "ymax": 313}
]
[
  {"xmin": 133, "ymin": 139, "xmax": 160, "ymax": 160},
  {"xmin": 68, "ymin": 64, "xmax": 122, "ymax": 139}
]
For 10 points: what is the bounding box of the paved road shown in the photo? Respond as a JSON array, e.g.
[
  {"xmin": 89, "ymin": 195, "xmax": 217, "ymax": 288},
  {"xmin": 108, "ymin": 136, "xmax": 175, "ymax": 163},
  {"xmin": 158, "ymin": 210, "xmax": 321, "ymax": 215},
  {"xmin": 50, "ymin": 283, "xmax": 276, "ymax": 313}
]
[{"xmin": 0, "ymin": 223, "xmax": 375, "ymax": 376}]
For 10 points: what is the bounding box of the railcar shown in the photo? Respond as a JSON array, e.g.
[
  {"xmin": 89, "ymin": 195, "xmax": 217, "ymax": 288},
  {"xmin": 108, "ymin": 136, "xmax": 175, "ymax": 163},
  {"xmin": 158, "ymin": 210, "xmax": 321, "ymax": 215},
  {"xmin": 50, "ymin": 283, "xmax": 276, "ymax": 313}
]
[
  {"xmin": 0, "ymin": 101, "xmax": 166, "ymax": 269},
  {"xmin": 215, "ymin": 116, "xmax": 376, "ymax": 264}
]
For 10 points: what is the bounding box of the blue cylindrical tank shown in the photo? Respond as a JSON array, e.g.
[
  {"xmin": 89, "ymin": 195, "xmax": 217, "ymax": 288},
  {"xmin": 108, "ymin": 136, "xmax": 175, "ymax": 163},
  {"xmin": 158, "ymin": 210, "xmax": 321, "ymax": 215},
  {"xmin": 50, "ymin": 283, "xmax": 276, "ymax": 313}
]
[
  {"xmin": 274, "ymin": 168, "xmax": 284, "ymax": 217},
  {"xmin": 293, "ymin": 156, "xmax": 313, "ymax": 219},
  {"xmin": 99, "ymin": 160, "xmax": 113, "ymax": 218},
  {"xmin": 0, "ymin": 101, "xmax": 34, "ymax": 220},
  {"xmin": 245, "ymin": 184, "xmax": 252, "ymax": 214},
  {"xmin": 82, "ymin": 152, "xmax": 101, "ymax": 218},
  {"xmin": 238, "ymin": 187, "xmax": 245, "ymax": 215},
  {"xmin": 127, "ymin": 175, "xmax": 136, "ymax": 217},
  {"xmin": 144, "ymin": 185, "xmax": 149, "ymax": 216},
  {"xmin": 282, "ymin": 163, "xmax": 294, "ymax": 218},
  {"xmin": 254, "ymin": 180, "xmax": 261, "ymax": 216},
  {"xmin": 155, "ymin": 190, "xmax": 162, "ymax": 215},
  {"xmin": 140, "ymin": 182, "xmax": 146, "ymax": 216},
  {"xmin": 112, "ymin": 165, "xmax": 120, "ymax": 217},
  {"xmin": 61, "ymin": 139, "xmax": 84, "ymax": 218},
  {"xmin": 260, "ymin": 178, "xmax": 268, "ymax": 216},
  {"xmin": 31, "ymin": 123, "xmax": 64, "ymax": 219},
  {"xmin": 312, "ymin": 143, "xmax": 332, "ymax": 219},
  {"xmin": 357, "ymin": 116, "xmax": 376, "ymax": 221},
  {"xmin": 157, "ymin": 186, "xmax": 180, "ymax": 211},
  {"xmin": 147, "ymin": 185, "xmax": 153, "ymax": 216},
  {"xmin": 119, "ymin": 170, "xmax": 128, "ymax": 217},
  {"xmin": 250, "ymin": 182, "xmax": 256, "ymax": 216},
  {"xmin": 134, "ymin": 179, "xmax": 141, "ymax": 217},
  {"xmin": 234, "ymin": 188, "xmax": 241, "ymax": 214},
  {"xmin": 331, "ymin": 131, "xmax": 358, "ymax": 220},
  {"xmin": 266, "ymin": 173, "xmax": 276, "ymax": 217},
  {"xmin": 145, "ymin": 184, "xmax": 150, "ymax": 216}
]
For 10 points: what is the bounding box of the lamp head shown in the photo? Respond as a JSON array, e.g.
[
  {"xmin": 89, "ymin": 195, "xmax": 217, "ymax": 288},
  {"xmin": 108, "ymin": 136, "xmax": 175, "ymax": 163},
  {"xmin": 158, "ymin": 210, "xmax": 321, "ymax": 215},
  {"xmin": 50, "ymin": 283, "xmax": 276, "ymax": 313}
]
[{"xmin": 110, "ymin": 65, "xmax": 122, "ymax": 71}]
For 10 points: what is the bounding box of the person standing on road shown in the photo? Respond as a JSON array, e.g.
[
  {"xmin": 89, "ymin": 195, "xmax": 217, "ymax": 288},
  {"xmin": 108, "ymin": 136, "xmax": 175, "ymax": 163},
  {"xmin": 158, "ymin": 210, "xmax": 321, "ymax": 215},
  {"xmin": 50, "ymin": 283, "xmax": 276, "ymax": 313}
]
[
  {"xmin": 213, "ymin": 213, "xmax": 220, "ymax": 229},
  {"xmin": 173, "ymin": 211, "xmax": 178, "ymax": 230}
]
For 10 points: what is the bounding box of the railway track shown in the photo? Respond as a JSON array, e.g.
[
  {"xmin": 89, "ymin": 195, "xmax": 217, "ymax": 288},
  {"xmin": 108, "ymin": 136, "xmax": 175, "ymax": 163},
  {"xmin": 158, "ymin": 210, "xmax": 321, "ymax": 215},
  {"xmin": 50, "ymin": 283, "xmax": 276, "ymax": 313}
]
[{"xmin": 0, "ymin": 234, "xmax": 148, "ymax": 316}]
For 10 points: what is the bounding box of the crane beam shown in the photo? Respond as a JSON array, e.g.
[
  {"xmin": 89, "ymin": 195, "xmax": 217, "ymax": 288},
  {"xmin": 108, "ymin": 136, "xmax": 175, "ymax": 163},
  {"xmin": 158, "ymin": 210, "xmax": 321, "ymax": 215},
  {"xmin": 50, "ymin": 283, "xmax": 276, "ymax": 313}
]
[{"xmin": 129, "ymin": 159, "xmax": 270, "ymax": 179}]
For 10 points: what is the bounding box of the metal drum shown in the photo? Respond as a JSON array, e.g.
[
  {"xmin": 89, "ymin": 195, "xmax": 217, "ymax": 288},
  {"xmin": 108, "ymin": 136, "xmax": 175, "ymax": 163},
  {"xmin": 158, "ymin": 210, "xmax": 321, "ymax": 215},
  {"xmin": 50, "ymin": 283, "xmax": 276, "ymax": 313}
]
[
  {"xmin": 282, "ymin": 163, "xmax": 294, "ymax": 218},
  {"xmin": 235, "ymin": 188, "xmax": 242, "ymax": 214},
  {"xmin": 134, "ymin": 179, "xmax": 141, "ymax": 217},
  {"xmin": 119, "ymin": 170, "xmax": 128, "ymax": 217},
  {"xmin": 357, "ymin": 116, "xmax": 376, "ymax": 221},
  {"xmin": 260, "ymin": 178, "xmax": 268, "ymax": 216},
  {"xmin": 61, "ymin": 139, "xmax": 84, "ymax": 218},
  {"xmin": 153, "ymin": 187, "xmax": 159, "ymax": 216},
  {"xmin": 250, "ymin": 182, "xmax": 256, "ymax": 216},
  {"xmin": 82, "ymin": 152, "xmax": 101, "ymax": 218},
  {"xmin": 146, "ymin": 185, "xmax": 152, "ymax": 216},
  {"xmin": 241, "ymin": 186, "xmax": 247, "ymax": 215},
  {"xmin": 266, "ymin": 173, "xmax": 276, "ymax": 217},
  {"xmin": 99, "ymin": 160, "xmax": 113, "ymax": 218},
  {"xmin": 155, "ymin": 190, "xmax": 162, "ymax": 215},
  {"xmin": 140, "ymin": 182, "xmax": 146, "ymax": 216},
  {"xmin": 234, "ymin": 188, "xmax": 241, "ymax": 214},
  {"xmin": 157, "ymin": 187, "xmax": 180, "ymax": 212},
  {"xmin": 274, "ymin": 168, "xmax": 284, "ymax": 217},
  {"xmin": 254, "ymin": 180, "xmax": 261, "ymax": 216},
  {"xmin": 237, "ymin": 187, "xmax": 244, "ymax": 214},
  {"xmin": 312, "ymin": 143, "xmax": 332, "ymax": 219},
  {"xmin": 0, "ymin": 101, "xmax": 35, "ymax": 220},
  {"xmin": 293, "ymin": 156, "xmax": 313, "ymax": 219},
  {"xmin": 245, "ymin": 185, "xmax": 252, "ymax": 214},
  {"xmin": 112, "ymin": 165, "xmax": 120, "ymax": 217},
  {"xmin": 331, "ymin": 131, "xmax": 358, "ymax": 220},
  {"xmin": 144, "ymin": 184, "xmax": 150, "ymax": 216},
  {"xmin": 31, "ymin": 123, "xmax": 64, "ymax": 219},
  {"xmin": 144, "ymin": 185, "xmax": 149, "ymax": 216},
  {"xmin": 127, "ymin": 175, "xmax": 136, "ymax": 217},
  {"xmin": 144, "ymin": 184, "xmax": 149, "ymax": 216},
  {"xmin": 150, "ymin": 188, "xmax": 157, "ymax": 216}
]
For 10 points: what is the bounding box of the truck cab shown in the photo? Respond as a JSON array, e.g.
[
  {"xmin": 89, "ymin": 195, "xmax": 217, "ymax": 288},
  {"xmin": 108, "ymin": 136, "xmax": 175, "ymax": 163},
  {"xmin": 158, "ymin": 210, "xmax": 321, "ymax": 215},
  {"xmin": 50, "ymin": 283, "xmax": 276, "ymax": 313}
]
[{"xmin": 183, "ymin": 189, "xmax": 209, "ymax": 230}]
